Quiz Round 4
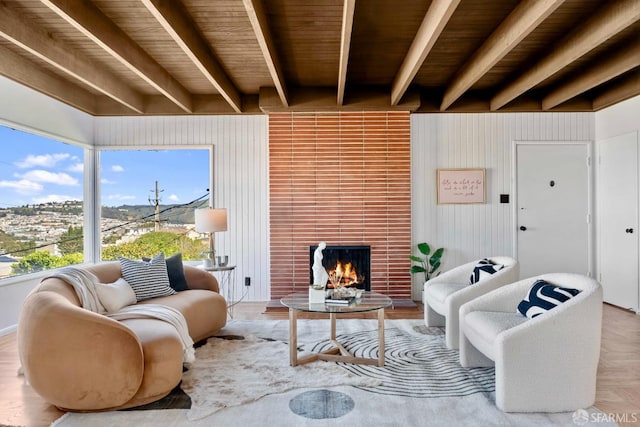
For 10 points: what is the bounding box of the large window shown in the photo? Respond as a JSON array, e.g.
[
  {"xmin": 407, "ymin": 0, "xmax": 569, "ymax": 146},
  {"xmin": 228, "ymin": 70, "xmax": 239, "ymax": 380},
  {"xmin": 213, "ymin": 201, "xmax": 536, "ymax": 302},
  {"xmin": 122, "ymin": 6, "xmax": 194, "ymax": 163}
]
[
  {"xmin": 0, "ymin": 125, "xmax": 84, "ymax": 278},
  {"xmin": 99, "ymin": 148, "xmax": 210, "ymax": 262}
]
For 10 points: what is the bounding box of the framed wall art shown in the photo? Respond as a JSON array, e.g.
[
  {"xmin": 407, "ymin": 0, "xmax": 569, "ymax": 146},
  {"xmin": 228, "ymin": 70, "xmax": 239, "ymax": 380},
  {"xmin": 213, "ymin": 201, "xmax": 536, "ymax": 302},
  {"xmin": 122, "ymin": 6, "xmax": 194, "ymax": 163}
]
[{"xmin": 437, "ymin": 168, "xmax": 486, "ymax": 204}]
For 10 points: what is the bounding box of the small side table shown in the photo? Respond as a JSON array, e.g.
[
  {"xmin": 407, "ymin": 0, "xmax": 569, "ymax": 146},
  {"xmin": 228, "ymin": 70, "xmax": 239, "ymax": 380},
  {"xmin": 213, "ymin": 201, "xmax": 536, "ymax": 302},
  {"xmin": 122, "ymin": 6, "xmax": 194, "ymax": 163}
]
[{"xmin": 203, "ymin": 265, "xmax": 236, "ymax": 318}]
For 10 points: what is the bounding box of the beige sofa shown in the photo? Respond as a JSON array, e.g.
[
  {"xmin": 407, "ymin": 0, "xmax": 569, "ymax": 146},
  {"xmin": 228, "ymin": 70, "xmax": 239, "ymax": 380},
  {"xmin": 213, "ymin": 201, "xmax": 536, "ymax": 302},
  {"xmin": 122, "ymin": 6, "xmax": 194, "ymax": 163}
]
[{"xmin": 17, "ymin": 261, "xmax": 227, "ymax": 412}]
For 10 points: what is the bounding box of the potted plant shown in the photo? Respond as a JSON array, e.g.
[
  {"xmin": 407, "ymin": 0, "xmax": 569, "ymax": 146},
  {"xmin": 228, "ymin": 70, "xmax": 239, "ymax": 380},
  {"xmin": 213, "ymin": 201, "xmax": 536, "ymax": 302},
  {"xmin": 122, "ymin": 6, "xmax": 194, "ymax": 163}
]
[{"xmin": 409, "ymin": 242, "xmax": 444, "ymax": 282}]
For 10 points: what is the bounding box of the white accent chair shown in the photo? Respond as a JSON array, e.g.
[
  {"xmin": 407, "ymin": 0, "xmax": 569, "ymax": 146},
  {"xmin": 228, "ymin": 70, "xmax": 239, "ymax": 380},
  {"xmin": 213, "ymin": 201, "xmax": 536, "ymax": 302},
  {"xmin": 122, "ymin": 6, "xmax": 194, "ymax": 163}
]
[
  {"xmin": 423, "ymin": 256, "xmax": 519, "ymax": 349},
  {"xmin": 459, "ymin": 273, "xmax": 603, "ymax": 413}
]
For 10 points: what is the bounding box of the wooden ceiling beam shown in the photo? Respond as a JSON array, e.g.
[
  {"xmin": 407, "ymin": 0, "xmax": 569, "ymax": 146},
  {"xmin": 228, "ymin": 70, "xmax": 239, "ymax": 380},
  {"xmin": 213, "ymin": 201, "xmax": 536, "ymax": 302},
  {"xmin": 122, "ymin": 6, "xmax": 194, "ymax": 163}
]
[
  {"xmin": 440, "ymin": 0, "xmax": 565, "ymax": 111},
  {"xmin": 592, "ymin": 70, "xmax": 640, "ymax": 111},
  {"xmin": 40, "ymin": 0, "xmax": 193, "ymax": 113},
  {"xmin": 260, "ymin": 87, "xmax": 420, "ymax": 112},
  {"xmin": 242, "ymin": 0, "xmax": 289, "ymax": 107},
  {"xmin": 140, "ymin": 0, "xmax": 242, "ymax": 113},
  {"xmin": 417, "ymin": 91, "xmax": 593, "ymax": 113},
  {"xmin": 0, "ymin": 5, "xmax": 143, "ymax": 114},
  {"xmin": 543, "ymin": 40, "xmax": 640, "ymax": 110},
  {"xmin": 0, "ymin": 45, "xmax": 96, "ymax": 115},
  {"xmin": 390, "ymin": 0, "xmax": 460, "ymax": 106},
  {"xmin": 337, "ymin": 0, "xmax": 356, "ymax": 105},
  {"xmin": 491, "ymin": 0, "xmax": 640, "ymax": 110}
]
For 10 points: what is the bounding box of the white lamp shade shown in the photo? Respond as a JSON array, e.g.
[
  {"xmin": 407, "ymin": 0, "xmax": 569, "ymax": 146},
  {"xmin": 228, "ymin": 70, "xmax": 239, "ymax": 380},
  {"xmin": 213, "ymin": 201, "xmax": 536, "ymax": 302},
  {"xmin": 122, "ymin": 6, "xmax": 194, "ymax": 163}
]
[{"xmin": 195, "ymin": 208, "xmax": 228, "ymax": 233}]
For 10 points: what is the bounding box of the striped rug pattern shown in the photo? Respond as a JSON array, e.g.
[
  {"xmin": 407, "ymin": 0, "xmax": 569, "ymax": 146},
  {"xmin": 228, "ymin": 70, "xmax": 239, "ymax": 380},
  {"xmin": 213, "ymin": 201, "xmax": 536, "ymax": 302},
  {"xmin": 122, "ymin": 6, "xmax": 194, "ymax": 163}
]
[{"xmin": 307, "ymin": 326, "xmax": 495, "ymax": 398}]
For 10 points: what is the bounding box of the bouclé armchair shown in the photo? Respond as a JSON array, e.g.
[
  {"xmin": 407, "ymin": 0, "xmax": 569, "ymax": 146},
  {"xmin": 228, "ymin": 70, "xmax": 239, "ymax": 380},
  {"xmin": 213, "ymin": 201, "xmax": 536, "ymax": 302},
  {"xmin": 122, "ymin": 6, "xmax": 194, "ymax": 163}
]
[
  {"xmin": 423, "ymin": 256, "xmax": 519, "ymax": 349},
  {"xmin": 459, "ymin": 273, "xmax": 603, "ymax": 412}
]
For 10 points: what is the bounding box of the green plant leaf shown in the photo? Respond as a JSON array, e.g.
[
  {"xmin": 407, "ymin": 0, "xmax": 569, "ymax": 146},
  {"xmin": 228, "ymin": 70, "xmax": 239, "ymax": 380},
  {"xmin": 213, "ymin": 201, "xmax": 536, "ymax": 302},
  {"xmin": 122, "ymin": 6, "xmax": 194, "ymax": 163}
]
[
  {"xmin": 410, "ymin": 265, "xmax": 426, "ymax": 274},
  {"xmin": 429, "ymin": 247, "xmax": 444, "ymax": 265},
  {"xmin": 409, "ymin": 255, "xmax": 423, "ymax": 263},
  {"xmin": 430, "ymin": 260, "xmax": 441, "ymax": 273},
  {"xmin": 417, "ymin": 242, "xmax": 431, "ymax": 256}
]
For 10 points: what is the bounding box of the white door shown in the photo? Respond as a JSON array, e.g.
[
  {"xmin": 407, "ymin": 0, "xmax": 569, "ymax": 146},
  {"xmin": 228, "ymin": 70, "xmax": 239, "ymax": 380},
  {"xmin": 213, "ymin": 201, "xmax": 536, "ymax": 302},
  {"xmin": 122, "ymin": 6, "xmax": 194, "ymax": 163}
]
[
  {"xmin": 598, "ymin": 132, "xmax": 639, "ymax": 311},
  {"xmin": 515, "ymin": 143, "xmax": 591, "ymax": 279}
]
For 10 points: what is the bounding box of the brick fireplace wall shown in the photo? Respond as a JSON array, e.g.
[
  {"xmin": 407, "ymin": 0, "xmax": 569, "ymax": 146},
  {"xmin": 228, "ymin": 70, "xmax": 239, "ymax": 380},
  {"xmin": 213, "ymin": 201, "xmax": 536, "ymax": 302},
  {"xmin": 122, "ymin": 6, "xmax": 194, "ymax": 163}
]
[{"xmin": 269, "ymin": 112, "xmax": 411, "ymax": 300}]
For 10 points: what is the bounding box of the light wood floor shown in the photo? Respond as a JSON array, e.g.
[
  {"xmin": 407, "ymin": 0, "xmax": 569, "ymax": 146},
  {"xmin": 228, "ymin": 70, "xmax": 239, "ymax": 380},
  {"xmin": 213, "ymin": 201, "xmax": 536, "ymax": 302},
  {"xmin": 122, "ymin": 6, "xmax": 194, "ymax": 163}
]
[{"xmin": 1, "ymin": 302, "xmax": 638, "ymax": 427}]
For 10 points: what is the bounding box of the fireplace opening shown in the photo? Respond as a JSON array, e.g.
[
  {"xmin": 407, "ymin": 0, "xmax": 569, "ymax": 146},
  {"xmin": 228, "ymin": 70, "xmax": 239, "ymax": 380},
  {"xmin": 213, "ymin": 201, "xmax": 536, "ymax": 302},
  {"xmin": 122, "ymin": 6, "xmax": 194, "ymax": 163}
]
[{"xmin": 309, "ymin": 245, "xmax": 371, "ymax": 291}]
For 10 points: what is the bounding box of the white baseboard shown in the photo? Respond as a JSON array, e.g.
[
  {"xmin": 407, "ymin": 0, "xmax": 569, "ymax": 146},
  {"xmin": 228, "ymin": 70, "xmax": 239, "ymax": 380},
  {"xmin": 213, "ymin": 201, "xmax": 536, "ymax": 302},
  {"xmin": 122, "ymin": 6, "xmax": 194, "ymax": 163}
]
[{"xmin": 0, "ymin": 324, "xmax": 17, "ymax": 336}]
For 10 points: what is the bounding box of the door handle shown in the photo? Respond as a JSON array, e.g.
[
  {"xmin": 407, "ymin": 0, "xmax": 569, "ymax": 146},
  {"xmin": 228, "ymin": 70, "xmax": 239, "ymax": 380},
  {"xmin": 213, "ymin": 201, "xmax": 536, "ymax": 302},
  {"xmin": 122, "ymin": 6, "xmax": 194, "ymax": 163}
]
[
  {"xmin": 626, "ymin": 228, "xmax": 634, "ymax": 234},
  {"xmin": 520, "ymin": 226, "xmax": 527, "ymax": 231}
]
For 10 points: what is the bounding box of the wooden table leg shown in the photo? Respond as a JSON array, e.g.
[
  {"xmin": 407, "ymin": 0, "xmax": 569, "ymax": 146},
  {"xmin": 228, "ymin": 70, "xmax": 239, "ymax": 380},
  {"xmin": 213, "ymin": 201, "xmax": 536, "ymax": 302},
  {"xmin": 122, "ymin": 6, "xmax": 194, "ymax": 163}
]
[
  {"xmin": 378, "ymin": 308, "xmax": 385, "ymax": 367},
  {"xmin": 289, "ymin": 308, "xmax": 298, "ymax": 366},
  {"xmin": 330, "ymin": 312, "xmax": 336, "ymax": 340}
]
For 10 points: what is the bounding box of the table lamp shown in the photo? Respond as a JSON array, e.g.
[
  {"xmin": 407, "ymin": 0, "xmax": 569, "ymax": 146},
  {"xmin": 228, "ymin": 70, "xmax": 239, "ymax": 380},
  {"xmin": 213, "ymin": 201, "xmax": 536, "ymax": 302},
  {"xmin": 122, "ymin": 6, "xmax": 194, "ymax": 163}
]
[{"xmin": 195, "ymin": 207, "xmax": 227, "ymax": 267}]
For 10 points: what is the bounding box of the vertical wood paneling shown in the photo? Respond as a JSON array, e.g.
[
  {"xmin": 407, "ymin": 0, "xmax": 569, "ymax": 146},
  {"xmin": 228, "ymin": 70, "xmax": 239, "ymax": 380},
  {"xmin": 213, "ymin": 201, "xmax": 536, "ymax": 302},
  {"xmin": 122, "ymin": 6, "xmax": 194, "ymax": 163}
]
[
  {"xmin": 269, "ymin": 112, "xmax": 412, "ymax": 300},
  {"xmin": 93, "ymin": 115, "xmax": 270, "ymax": 301},
  {"xmin": 411, "ymin": 112, "xmax": 595, "ymax": 298},
  {"xmin": 91, "ymin": 110, "xmax": 595, "ymax": 303}
]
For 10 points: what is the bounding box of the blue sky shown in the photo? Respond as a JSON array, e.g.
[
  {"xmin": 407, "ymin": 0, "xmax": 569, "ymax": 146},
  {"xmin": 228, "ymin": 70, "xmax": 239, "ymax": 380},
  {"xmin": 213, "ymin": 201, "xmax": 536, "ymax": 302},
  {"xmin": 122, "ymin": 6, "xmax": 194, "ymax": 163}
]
[{"xmin": 0, "ymin": 125, "xmax": 210, "ymax": 208}]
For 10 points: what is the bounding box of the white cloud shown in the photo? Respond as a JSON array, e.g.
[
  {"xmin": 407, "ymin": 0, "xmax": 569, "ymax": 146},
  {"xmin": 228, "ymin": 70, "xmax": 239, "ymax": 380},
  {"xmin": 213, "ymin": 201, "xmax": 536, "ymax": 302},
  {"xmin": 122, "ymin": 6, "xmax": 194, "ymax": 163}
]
[
  {"xmin": 0, "ymin": 179, "xmax": 43, "ymax": 194},
  {"xmin": 168, "ymin": 194, "xmax": 179, "ymax": 202},
  {"xmin": 105, "ymin": 194, "xmax": 136, "ymax": 202},
  {"xmin": 101, "ymin": 178, "xmax": 116, "ymax": 184},
  {"xmin": 111, "ymin": 165, "xmax": 124, "ymax": 172},
  {"xmin": 17, "ymin": 170, "xmax": 78, "ymax": 185},
  {"xmin": 32, "ymin": 194, "xmax": 81, "ymax": 204},
  {"xmin": 15, "ymin": 153, "xmax": 70, "ymax": 169},
  {"xmin": 68, "ymin": 163, "xmax": 84, "ymax": 173}
]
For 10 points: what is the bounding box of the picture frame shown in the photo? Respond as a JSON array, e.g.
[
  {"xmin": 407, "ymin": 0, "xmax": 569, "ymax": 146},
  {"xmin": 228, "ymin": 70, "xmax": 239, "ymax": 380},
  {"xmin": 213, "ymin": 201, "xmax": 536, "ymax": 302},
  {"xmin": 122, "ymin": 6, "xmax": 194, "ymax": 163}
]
[{"xmin": 437, "ymin": 168, "xmax": 486, "ymax": 204}]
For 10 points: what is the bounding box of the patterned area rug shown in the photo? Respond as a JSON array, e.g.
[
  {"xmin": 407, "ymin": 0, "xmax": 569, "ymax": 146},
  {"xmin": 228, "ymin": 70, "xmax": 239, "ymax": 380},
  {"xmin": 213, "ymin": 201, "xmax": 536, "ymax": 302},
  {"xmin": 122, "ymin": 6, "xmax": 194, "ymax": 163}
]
[{"xmin": 51, "ymin": 319, "xmax": 616, "ymax": 427}]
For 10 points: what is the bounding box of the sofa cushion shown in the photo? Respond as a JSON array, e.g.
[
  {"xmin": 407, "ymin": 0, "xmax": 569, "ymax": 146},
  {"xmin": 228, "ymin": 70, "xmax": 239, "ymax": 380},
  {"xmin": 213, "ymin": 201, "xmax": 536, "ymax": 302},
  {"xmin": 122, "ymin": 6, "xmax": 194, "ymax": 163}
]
[
  {"xmin": 141, "ymin": 289, "xmax": 228, "ymax": 343},
  {"xmin": 120, "ymin": 253, "xmax": 176, "ymax": 302},
  {"xmin": 143, "ymin": 253, "xmax": 189, "ymax": 292},
  {"xmin": 95, "ymin": 278, "xmax": 136, "ymax": 312},
  {"xmin": 469, "ymin": 258, "xmax": 504, "ymax": 284},
  {"xmin": 517, "ymin": 279, "xmax": 581, "ymax": 319},
  {"xmin": 463, "ymin": 311, "xmax": 528, "ymax": 360}
]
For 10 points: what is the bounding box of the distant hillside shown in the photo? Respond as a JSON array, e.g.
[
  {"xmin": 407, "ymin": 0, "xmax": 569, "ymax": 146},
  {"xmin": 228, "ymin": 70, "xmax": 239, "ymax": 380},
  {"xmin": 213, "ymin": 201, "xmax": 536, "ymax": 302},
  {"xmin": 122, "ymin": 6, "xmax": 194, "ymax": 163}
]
[
  {"xmin": 2, "ymin": 201, "xmax": 200, "ymax": 225},
  {"xmin": 102, "ymin": 204, "xmax": 197, "ymax": 224}
]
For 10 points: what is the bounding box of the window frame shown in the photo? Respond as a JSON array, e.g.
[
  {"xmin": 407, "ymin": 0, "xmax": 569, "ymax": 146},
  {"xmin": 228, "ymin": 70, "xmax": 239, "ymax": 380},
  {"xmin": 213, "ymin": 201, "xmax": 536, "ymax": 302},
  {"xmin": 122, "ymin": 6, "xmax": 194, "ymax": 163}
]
[
  {"xmin": 93, "ymin": 144, "xmax": 214, "ymax": 262},
  {"xmin": 0, "ymin": 121, "xmax": 91, "ymax": 283}
]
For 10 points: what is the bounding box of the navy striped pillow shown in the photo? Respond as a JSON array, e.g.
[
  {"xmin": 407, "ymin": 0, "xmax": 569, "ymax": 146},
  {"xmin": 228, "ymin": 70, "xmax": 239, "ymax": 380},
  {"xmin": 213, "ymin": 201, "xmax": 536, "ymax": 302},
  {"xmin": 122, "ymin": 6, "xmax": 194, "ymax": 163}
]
[
  {"xmin": 517, "ymin": 279, "xmax": 581, "ymax": 319},
  {"xmin": 119, "ymin": 253, "xmax": 176, "ymax": 302},
  {"xmin": 469, "ymin": 258, "xmax": 504, "ymax": 284}
]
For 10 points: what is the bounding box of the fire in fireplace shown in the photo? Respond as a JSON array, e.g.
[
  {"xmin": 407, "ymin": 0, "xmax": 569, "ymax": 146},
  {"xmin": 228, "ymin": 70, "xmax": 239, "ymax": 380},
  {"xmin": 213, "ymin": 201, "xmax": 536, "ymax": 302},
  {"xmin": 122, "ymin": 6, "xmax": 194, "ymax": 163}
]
[{"xmin": 309, "ymin": 245, "xmax": 371, "ymax": 291}]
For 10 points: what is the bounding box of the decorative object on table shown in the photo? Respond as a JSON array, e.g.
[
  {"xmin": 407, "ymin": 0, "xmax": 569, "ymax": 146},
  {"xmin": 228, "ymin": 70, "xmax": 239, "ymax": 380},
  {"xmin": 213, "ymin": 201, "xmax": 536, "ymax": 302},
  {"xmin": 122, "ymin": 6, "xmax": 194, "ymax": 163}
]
[
  {"xmin": 324, "ymin": 294, "xmax": 356, "ymax": 305},
  {"xmin": 324, "ymin": 287, "xmax": 359, "ymax": 305},
  {"xmin": 409, "ymin": 242, "xmax": 444, "ymax": 282},
  {"xmin": 216, "ymin": 255, "xmax": 229, "ymax": 267},
  {"xmin": 437, "ymin": 168, "xmax": 485, "ymax": 204},
  {"xmin": 311, "ymin": 241, "xmax": 329, "ymax": 287},
  {"xmin": 310, "ymin": 241, "xmax": 329, "ymax": 303},
  {"xmin": 194, "ymin": 207, "xmax": 227, "ymax": 268}
]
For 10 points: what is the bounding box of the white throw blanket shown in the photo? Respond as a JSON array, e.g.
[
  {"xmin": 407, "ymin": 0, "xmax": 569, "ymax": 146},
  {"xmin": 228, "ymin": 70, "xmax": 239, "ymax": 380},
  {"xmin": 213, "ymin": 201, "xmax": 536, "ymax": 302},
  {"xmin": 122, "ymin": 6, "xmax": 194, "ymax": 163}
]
[{"xmin": 44, "ymin": 267, "xmax": 195, "ymax": 364}]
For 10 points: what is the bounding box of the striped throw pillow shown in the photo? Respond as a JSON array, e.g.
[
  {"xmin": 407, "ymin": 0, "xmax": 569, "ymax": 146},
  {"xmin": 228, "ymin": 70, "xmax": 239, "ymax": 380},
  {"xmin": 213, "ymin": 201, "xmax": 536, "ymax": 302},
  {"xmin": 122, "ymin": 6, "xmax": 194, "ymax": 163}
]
[
  {"xmin": 119, "ymin": 253, "xmax": 176, "ymax": 302},
  {"xmin": 517, "ymin": 279, "xmax": 581, "ymax": 319},
  {"xmin": 469, "ymin": 258, "xmax": 504, "ymax": 284}
]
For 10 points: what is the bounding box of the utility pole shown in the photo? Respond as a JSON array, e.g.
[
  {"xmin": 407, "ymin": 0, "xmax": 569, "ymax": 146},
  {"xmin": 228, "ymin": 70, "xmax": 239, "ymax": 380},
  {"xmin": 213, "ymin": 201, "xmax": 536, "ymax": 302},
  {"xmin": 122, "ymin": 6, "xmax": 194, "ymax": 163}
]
[{"xmin": 149, "ymin": 180, "xmax": 164, "ymax": 232}]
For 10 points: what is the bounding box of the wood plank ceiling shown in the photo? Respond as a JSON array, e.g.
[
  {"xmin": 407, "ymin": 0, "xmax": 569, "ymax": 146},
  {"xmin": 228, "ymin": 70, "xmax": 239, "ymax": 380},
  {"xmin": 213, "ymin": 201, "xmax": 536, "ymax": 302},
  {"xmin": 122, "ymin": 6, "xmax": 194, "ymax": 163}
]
[{"xmin": 0, "ymin": 0, "xmax": 637, "ymax": 116}]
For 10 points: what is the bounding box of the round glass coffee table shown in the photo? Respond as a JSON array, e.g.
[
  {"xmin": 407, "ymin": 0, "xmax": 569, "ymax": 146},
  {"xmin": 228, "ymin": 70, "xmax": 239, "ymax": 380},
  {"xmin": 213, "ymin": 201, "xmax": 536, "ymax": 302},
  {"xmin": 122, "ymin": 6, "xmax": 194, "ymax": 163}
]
[{"xmin": 280, "ymin": 291, "xmax": 393, "ymax": 367}]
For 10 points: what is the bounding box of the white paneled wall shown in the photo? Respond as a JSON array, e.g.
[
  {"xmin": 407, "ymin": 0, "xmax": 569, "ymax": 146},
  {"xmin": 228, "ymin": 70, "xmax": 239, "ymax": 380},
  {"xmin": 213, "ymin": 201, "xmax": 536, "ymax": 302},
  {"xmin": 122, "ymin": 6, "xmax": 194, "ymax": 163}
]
[
  {"xmin": 411, "ymin": 112, "xmax": 594, "ymax": 297},
  {"xmin": 90, "ymin": 112, "xmax": 595, "ymax": 302},
  {"xmin": 93, "ymin": 115, "xmax": 270, "ymax": 301}
]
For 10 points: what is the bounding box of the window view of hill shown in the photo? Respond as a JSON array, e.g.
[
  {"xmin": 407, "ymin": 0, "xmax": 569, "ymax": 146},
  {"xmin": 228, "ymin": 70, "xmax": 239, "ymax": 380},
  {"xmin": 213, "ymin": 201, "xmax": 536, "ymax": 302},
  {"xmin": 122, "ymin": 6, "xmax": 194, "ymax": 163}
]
[{"xmin": 0, "ymin": 201, "xmax": 208, "ymax": 278}]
